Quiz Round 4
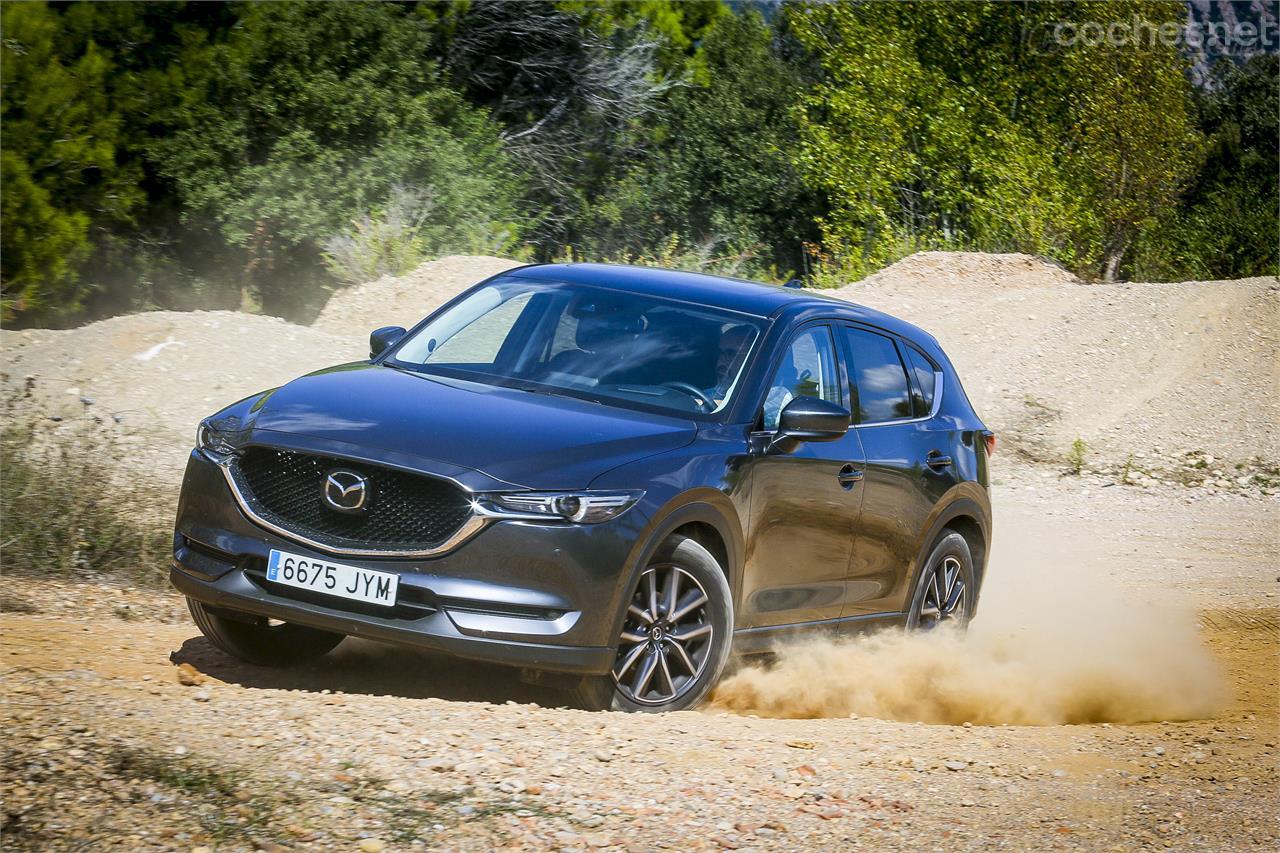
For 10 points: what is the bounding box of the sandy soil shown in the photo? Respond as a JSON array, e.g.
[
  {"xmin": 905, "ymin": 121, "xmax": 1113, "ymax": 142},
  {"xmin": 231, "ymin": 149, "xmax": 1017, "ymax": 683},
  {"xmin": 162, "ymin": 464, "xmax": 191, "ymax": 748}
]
[
  {"xmin": 3, "ymin": 470, "xmax": 1276, "ymax": 851},
  {"xmin": 312, "ymin": 255, "xmax": 523, "ymax": 340}
]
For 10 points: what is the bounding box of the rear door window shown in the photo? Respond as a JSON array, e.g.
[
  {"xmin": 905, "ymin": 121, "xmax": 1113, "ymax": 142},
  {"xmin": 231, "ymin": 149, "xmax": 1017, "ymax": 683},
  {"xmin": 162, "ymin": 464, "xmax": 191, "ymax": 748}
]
[
  {"xmin": 904, "ymin": 345, "xmax": 938, "ymax": 417},
  {"xmin": 843, "ymin": 327, "xmax": 913, "ymax": 423}
]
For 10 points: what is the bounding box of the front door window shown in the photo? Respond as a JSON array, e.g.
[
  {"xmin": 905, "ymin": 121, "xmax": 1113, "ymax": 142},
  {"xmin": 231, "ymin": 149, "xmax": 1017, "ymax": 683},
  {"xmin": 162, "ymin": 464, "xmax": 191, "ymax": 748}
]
[{"xmin": 762, "ymin": 326, "xmax": 842, "ymax": 430}]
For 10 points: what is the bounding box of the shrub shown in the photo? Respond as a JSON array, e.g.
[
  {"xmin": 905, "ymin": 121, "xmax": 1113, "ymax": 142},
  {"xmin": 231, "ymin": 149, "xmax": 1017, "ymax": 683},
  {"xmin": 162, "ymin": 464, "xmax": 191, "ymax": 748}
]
[
  {"xmin": 1066, "ymin": 438, "xmax": 1088, "ymax": 476},
  {"xmin": 0, "ymin": 411, "xmax": 169, "ymax": 585}
]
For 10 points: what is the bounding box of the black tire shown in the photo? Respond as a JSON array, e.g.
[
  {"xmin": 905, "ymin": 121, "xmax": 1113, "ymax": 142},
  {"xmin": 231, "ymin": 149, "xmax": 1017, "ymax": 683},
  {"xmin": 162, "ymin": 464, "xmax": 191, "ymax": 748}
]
[
  {"xmin": 905, "ymin": 531, "xmax": 975, "ymax": 631},
  {"xmin": 186, "ymin": 598, "xmax": 345, "ymax": 666},
  {"xmin": 571, "ymin": 535, "xmax": 733, "ymax": 712}
]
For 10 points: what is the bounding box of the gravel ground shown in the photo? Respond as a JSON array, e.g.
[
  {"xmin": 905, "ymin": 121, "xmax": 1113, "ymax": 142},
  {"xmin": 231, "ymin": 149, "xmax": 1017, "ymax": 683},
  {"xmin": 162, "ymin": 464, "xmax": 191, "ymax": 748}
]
[{"xmin": 3, "ymin": 472, "xmax": 1276, "ymax": 851}]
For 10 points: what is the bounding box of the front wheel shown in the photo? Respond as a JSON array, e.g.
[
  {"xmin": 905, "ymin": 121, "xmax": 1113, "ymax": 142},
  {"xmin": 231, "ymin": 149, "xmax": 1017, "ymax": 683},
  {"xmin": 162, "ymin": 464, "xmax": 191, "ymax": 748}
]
[
  {"xmin": 187, "ymin": 598, "xmax": 345, "ymax": 666},
  {"xmin": 905, "ymin": 531, "xmax": 975, "ymax": 631},
  {"xmin": 573, "ymin": 535, "xmax": 733, "ymax": 712}
]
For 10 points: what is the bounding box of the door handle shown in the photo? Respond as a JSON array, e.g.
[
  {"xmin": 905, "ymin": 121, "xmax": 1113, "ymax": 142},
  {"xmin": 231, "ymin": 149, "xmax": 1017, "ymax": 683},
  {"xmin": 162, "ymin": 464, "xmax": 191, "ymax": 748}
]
[
  {"xmin": 837, "ymin": 464, "xmax": 864, "ymax": 489},
  {"xmin": 926, "ymin": 451, "xmax": 953, "ymax": 470}
]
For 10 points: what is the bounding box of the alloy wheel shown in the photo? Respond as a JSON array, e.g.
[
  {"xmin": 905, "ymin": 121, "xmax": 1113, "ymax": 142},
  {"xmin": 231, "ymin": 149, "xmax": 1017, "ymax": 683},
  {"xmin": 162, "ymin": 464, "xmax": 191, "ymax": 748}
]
[
  {"xmin": 612, "ymin": 563, "xmax": 714, "ymax": 706},
  {"xmin": 917, "ymin": 554, "xmax": 967, "ymax": 629}
]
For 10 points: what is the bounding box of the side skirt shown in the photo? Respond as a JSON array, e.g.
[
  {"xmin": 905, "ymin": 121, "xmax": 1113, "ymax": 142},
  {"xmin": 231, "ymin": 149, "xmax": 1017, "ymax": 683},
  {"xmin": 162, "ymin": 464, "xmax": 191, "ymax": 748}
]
[{"xmin": 730, "ymin": 611, "xmax": 907, "ymax": 657}]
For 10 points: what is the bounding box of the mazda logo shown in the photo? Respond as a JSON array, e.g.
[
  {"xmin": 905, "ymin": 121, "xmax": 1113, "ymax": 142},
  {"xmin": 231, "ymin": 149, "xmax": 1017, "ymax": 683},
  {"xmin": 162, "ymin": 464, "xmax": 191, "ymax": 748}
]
[{"xmin": 323, "ymin": 469, "xmax": 371, "ymax": 514}]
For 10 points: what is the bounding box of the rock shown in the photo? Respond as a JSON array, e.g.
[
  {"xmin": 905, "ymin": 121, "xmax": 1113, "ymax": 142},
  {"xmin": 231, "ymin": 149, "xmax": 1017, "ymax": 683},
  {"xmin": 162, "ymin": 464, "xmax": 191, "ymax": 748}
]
[
  {"xmin": 176, "ymin": 663, "xmax": 207, "ymax": 686},
  {"xmin": 497, "ymin": 778, "xmax": 526, "ymax": 794},
  {"xmin": 944, "ymin": 761, "xmax": 967, "ymax": 771},
  {"xmin": 357, "ymin": 840, "xmax": 386, "ymax": 853}
]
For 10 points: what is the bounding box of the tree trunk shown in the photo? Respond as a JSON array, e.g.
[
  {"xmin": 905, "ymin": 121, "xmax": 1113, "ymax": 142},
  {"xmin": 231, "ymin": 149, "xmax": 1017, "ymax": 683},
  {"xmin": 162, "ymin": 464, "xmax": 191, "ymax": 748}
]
[{"xmin": 1102, "ymin": 244, "xmax": 1125, "ymax": 283}]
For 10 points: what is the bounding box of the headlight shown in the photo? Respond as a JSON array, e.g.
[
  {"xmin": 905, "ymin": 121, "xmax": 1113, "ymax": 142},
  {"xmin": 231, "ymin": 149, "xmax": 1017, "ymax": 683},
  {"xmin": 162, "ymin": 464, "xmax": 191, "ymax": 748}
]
[
  {"xmin": 196, "ymin": 421, "xmax": 236, "ymax": 457},
  {"xmin": 476, "ymin": 491, "xmax": 644, "ymax": 524}
]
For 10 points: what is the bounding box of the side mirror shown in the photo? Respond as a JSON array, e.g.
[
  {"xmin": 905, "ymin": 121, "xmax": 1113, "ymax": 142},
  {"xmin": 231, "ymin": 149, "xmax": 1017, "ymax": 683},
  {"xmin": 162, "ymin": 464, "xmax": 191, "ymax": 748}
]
[
  {"xmin": 771, "ymin": 396, "xmax": 851, "ymax": 452},
  {"xmin": 369, "ymin": 326, "xmax": 406, "ymax": 359}
]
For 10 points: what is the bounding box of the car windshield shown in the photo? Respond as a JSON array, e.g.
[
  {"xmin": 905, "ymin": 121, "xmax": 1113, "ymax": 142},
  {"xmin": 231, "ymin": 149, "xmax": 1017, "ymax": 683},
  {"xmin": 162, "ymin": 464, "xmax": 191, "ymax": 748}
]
[{"xmin": 388, "ymin": 278, "xmax": 764, "ymax": 418}]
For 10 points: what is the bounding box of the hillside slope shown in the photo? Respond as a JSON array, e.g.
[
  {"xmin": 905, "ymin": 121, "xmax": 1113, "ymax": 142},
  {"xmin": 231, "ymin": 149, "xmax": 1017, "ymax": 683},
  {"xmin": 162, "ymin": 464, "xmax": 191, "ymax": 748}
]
[
  {"xmin": 833, "ymin": 253, "xmax": 1279, "ymax": 468},
  {"xmin": 312, "ymin": 255, "xmax": 521, "ymax": 340},
  {"xmin": 3, "ymin": 253, "xmax": 1275, "ymax": 494}
]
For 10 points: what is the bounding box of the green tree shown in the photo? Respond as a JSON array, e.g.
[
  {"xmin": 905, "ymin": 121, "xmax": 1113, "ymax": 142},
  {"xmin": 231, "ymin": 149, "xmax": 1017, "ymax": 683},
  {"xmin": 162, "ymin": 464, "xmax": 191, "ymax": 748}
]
[
  {"xmin": 786, "ymin": 2, "xmax": 1081, "ymax": 274},
  {"xmin": 446, "ymin": 0, "xmax": 720, "ymax": 254},
  {"xmin": 1, "ymin": 2, "xmax": 143, "ymax": 318},
  {"xmin": 2, "ymin": 2, "xmax": 240, "ymax": 323},
  {"xmin": 1059, "ymin": 2, "xmax": 1201, "ymax": 281},
  {"xmin": 1133, "ymin": 54, "xmax": 1279, "ymax": 280},
  {"xmin": 156, "ymin": 1, "xmax": 522, "ymax": 316},
  {"xmin": 592, "ymin": 9, "xmax": 822, "ymax": 272},
  {"xmin": 787, "ymin": 0, "xmax": 1201, "ymax": 281}
]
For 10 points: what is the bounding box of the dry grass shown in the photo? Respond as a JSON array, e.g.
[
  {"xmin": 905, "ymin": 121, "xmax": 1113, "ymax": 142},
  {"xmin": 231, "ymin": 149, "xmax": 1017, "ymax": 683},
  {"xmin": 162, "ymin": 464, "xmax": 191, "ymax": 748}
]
[{"xmin": 1, "ymin": 404, "xmax": 170, "ymax": 586}]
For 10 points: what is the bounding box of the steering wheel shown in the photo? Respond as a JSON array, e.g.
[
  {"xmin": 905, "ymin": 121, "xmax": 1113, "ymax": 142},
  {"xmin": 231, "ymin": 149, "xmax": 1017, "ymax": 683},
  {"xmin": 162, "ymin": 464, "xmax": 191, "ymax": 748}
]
[{"xmin": 662, "ymin": 382, "xmax": 716, "ymax": 412}]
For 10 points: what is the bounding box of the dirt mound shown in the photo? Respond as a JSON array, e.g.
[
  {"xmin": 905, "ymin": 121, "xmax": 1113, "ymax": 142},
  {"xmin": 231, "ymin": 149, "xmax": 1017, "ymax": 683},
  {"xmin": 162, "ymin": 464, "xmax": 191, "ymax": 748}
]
[
  {"xmin": 861, "ymin": 251, "xmax": 1081, "ymax": 290},
  {"xmin": 312, "ymin": 254, "xmax": 521, "ymax": 341},
  {"xmin": 833, "ymin": 257, "xmax": 1279, "ymax": 468},
  {"xmin": 1, "ymin": 311, "xmax": 358, "ymax": 492},
  {"xmin": 2, "ymin": 253, "xmax": 1275, "ymax": 501}
]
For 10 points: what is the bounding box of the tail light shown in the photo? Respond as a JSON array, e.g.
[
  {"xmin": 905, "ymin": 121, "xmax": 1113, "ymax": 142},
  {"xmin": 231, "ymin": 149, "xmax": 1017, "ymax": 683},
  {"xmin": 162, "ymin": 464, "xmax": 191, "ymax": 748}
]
[{"xmin": 983, "ymin": 432, "xmax": 997, "ymax": 457}]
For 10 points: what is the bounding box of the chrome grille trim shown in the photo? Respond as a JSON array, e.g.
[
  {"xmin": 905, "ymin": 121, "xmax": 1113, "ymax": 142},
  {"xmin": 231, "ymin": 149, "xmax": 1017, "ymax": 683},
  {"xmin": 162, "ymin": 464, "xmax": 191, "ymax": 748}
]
[{"xmin": 218, "ymin": 459, "xmax": 489, "ymax": 559}]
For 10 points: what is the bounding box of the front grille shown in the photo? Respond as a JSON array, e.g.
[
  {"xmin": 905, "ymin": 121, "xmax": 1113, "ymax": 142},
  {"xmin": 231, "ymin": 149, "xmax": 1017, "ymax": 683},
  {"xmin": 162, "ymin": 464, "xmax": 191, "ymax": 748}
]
[{"xmin": 230, "ymin": 447, "xmax": 472, "ymax": 552}]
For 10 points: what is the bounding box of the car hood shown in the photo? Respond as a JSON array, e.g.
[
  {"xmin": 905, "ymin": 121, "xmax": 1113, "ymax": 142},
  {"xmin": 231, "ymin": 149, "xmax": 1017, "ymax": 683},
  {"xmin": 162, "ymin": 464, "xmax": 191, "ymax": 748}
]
[{"xmin": 220, "ymin": 363, "xmax": 697, "ymax": 490}]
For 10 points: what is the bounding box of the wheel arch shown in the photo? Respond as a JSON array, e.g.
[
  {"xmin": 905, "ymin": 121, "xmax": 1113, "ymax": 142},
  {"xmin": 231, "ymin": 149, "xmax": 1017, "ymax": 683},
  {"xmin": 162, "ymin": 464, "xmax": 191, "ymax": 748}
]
[
  {"xmin": 605, "ymin": 491, "xmax": 744, "ymax": 641},
  {"xmin": 905, "ymin": 491, "xmax": 992, "ymax": 615},
  {"xmin": 943, "ymin": 514, "xmax": 987, "ymax": 587}
]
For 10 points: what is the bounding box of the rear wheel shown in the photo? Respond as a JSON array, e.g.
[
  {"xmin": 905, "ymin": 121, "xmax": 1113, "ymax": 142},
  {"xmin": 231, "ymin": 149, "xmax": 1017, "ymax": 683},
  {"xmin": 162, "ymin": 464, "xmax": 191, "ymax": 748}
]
[
  {"xmin": 187, "ymin": 598, "xmax": 345, "ymax": 666},
  {"xmin": 906, "ymin": 532, "xmax": 975, "ymax": 631},
  {"xmin": 572, "ymin": 535, "xmax": 733, "ymax": 712}
]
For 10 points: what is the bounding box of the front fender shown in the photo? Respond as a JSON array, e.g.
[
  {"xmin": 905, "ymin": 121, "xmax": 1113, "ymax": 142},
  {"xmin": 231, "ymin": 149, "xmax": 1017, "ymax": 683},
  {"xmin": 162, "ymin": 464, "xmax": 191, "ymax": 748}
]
[{"xmin": 595, "ymin": 488, "xmax": 747, "ymax": 641}]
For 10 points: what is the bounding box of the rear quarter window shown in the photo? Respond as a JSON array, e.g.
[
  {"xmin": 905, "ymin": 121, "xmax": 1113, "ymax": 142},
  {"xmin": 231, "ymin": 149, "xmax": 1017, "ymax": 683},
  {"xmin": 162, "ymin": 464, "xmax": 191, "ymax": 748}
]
[{"xmin": 905, "ymin": 345, "xmax": 939, "ymax": 417}]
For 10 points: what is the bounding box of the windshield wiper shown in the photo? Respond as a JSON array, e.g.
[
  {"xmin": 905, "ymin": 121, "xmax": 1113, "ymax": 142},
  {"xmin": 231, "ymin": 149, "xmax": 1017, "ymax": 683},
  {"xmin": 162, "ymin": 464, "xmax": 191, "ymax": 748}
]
[{"xmin": 519, "ymin": 384, "xmax": 607, "ymax": 406}]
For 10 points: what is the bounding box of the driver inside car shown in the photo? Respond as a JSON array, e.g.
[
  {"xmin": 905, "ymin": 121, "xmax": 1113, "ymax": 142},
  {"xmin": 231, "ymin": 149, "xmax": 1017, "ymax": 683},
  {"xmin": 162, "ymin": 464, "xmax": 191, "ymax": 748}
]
[{"xmin": 703, "ymin": 323, "xmax": 756, "ymax": 406}]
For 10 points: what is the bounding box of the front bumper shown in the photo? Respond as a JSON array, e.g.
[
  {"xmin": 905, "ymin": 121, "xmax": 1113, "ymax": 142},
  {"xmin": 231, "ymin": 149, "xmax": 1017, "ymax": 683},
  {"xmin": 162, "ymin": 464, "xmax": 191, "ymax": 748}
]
[{"xmin": 172, "ymin": 449, "xmax": 644, "ymax": 675}]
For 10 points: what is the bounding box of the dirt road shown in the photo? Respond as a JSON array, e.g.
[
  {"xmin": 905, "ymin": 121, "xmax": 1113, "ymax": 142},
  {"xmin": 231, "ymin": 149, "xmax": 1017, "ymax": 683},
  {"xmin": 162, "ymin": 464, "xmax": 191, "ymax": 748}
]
[{"xmin": 3, "ymin": 468, "xmax": 1276, "ymax": 851}]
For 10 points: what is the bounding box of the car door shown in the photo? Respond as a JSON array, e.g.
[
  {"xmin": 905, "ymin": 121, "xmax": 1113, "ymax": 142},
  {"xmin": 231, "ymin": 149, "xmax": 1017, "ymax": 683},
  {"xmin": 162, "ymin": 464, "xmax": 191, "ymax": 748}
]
[
  {"xmin": 741, "ymin": 323, "xmax": 867, "ymax": 628},
  {"xmin": 838, "ymin": 324, "xmax": 961, "ymax": 619}
]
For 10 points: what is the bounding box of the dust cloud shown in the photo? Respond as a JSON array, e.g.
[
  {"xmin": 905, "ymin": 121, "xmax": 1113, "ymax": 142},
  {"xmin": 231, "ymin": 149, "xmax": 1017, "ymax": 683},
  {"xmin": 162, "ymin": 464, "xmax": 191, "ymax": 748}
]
[{"xmin": 710, "ymin": 508, "xmax": 1231, "ymax": 725}]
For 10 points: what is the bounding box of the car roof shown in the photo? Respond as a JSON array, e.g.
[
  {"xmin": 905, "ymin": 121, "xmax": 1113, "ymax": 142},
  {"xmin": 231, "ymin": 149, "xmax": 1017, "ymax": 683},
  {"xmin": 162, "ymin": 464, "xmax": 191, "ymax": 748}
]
[{"xmin": 505, "ymin": 263, "xmax": 937, "ymax": 347}]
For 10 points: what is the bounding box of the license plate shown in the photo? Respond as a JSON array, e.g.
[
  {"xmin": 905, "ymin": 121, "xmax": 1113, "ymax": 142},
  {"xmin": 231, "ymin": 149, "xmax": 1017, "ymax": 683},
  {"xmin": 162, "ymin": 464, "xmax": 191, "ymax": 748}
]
[{"xmin": 266, "ymin": 550, "xmax": 398, "ymax": 607}]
